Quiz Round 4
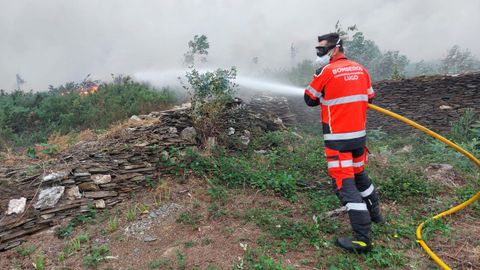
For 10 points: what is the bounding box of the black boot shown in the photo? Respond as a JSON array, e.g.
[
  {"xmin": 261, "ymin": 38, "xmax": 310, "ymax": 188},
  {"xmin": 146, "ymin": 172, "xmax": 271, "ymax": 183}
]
[
  {"xmin": 364, "ymin": 192, "xmax": 385, "ymax": 224},
  {"xmin": 355, "ymin": 171, "xmax": 385, "ymax": 224},
  {"xmin": 336, "ymin": 236, "xmax": 372, "ymax": 253},
  {"xmin": 336, "ymin": 201, "xmax": 373, "ymax": 253}
]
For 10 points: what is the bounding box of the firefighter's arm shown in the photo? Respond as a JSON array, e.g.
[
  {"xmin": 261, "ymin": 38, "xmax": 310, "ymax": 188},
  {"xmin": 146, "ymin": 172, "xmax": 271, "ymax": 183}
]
[
  {"xmin": 304, "ymin": 66, "xmax": 330, "ymax": 107},
  {"xmin": 304, "ymin": 89, "xmax": 320, "ymax": 106},
  {"xmin": 365, "ymin": 70, "xmax": 375, "ymax": 103}
]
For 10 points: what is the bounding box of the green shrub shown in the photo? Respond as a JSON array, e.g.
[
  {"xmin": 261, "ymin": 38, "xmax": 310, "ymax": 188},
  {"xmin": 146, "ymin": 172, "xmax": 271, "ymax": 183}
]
[
  {"xmin": 184, "ymin": 68, "xmax": 237, "ymax": 144},
  {"xmin": 449, "ymin": 108, "xmax": 477, "ymax": 143}
]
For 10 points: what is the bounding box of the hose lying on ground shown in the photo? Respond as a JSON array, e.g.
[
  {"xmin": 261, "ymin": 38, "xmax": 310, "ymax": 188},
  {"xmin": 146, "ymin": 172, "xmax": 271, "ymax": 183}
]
[{"xmin": 368, "ymin": 104, "xmax": 480, "ymax": 270}]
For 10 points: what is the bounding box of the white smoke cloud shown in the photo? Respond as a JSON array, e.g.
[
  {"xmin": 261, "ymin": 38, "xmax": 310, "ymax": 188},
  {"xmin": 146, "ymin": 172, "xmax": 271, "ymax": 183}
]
[{"xmin": 0, "ymin": 0, "xmax": 479, "ymax": 89}]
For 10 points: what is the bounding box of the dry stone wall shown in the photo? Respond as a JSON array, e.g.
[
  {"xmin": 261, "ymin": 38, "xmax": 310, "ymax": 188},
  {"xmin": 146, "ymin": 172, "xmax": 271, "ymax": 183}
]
[
  {"xmin": 0, "ymin": 101, "xmax": 285, "ymax": 251},
  {"xmin": 288, "ymin": 72, "xmax": 480, "ymax": 134}
]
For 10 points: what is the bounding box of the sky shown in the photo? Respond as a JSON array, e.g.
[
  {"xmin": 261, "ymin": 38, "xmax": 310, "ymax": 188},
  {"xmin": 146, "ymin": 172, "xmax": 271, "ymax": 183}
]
[{"xmin": 1, "ymin": 0, "xmax": 479, "ymax": 90}]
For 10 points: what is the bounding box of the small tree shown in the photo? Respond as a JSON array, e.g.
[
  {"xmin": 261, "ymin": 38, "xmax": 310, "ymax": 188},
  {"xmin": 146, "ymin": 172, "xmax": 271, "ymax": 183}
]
[
  {"xmin": 413, "ymin": 60, "xmax": 440, "ymax": 76},
  {"xmin": 184, "ymin": 68, "xmax": 237, "ymax": 145},
  {"xmin": 184, "ymin": 34, "xmax": 210, "ymax": 67},
  {"xmin": 375, "ymin": 51, "xmax": 409, "ymax": 80},
  {"xmin": 16, "ymin": 74, "xmax": 26, "ymax": 91},
  {"xmin": 441, "ymin": 45, "xmax": 477, "ymax": 74}
]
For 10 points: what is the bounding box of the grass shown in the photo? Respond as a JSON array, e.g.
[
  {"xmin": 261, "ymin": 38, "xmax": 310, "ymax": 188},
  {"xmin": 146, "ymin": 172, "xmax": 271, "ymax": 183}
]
[
  {"xmin": 233, "ymin": 248, "xmax": 295, "ymax": 270},
  {"xmin": 148, "ymin": 258, "xmax": 171, "ymax": 269},
  {"xmin": 33, "ymin": 252, "xmax": 46, "ymax": 270},
  {"xmin": 61, "ymin": 233, "xmax": 91, "ymax": 258},
  {"xmin": 126, "ymin": 205, "xmax": 138, "ymax": 221},
  {"xmin": 107, "ymin": 215, "xmax": 119, "ymax": 233},
  {"xmin": 211, "ymin": 128, "xmax": 477, "ymax": 268},
  {"xmin": 16, "ymin": 244, "xmax": 37, "ymax": 257},
  {"xmin": 83, "ymin": 244, "xmax": 109, "ymax": 268},
  {"xmin": 11, "ymin": 118, "xmax": 478, "ymax": 269},
  {"xmin": 176, "ymin": 211, "xmax": 202, "ymax": 227},
  {"xmin": 55, "ymin": 206, "xmax": 97, "ymax": 238},
  {"xmin": 207, "ymin": 202, "xmax": 226, "ymax": 218}
]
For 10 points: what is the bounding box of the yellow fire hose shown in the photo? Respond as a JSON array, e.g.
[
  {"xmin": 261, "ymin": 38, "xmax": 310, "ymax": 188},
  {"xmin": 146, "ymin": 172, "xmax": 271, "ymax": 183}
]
[{"xmin": 368, "ymin": 104, "xmax": 480, "ymax": 270}]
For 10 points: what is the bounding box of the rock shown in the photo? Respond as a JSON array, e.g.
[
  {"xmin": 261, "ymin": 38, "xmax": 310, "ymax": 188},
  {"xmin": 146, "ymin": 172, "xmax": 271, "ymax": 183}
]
[
  {"xmin": 78, "ymin": 182, "xmax": 99, "ymax": 191},
  {"xmin": 172, "ymin": 102, "xmax": 191, "ymax": 110},
  {"xmin": 6, "ymin": 197, "xmax": 27, "ymax": 215},
  {"xmin": 273, "ymin": 117, "xmax": 283, "ymax": 125},
  {"xmin": 84, "ymin": 191, "xmax": 118, "ymax": 199},
  {"xmin": 33, "ymin": 186, "xmax": 65, "ymax": 209},
  {"xmin": 240, "ymin": 135, "xmax": 250, "ymax": 146},
  {"xmin": 92, "ymin": 174, "xmax": 112, "ymax": 184},
  {"xmin": 74, "ymin": 172, "xmax": 91, "ymax": 178},
  {"xmin": 130, "ymin": 115, "xmax": 142, "ymax": 122},
  {"xmin": 134, "ymin": 142, "xmax": 149, "ymax": 147},
  {"xmin": 61, "ymin": 179, "xmax": 75, "ymax": 185},
  {"xmin": 228, "ymin": 127, "xmax": 235, "ymax": 135},
  {"xmin": 143, "ymin": 235, "xmax": 157, "ymax": 242},
  {"xmin": 131, "ymin": 176, "xmax": 145, "ymax": 182},
  {"xmin": 168, "ymin": 127, "xmax": 178, "ymax": 134},
  {"xmin": 89, "ymin": 168, "xmax": 109, "ymax": 174},
  {"xmin": 396, "ymin": 145, "xmax": 413, "ymax": 154},
  {"xmin": 149, "ymin": 211, "xmax": 158, "ymax": 218},
  {"xmin": 162, "ymin": 247, "xmax": 179, "ymax": 258},
  {"xmin": 94, "ymin": 199, "xmax": 106, "ymax": 209},
  {"xmin": 41, "ymin": 214, "xmax": 55, "ymax": 220},
  {"xmin": 439, "ymin": 105, "xmax": 453, "ymax": 110},
  {"xmin": 254, "ymin": 150, "xmax": 268, "ymax": 155},
  {"xmin": 42, "ymin": 171, "xmax": 68, "ymax": 182},
  {"xmin": 66, "ymin": 186, "xmax": 82, "ymax": 200},
  {"xmin": 180, "ymin": 127, "xmax": 197, "ymax": 142},
  {"xmin": 425, "ymin": 163, "xmax": 458, "ymax": 186}
]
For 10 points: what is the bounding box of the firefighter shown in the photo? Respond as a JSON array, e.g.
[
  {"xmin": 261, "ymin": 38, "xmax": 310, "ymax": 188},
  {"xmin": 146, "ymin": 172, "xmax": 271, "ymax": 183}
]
[{"xmin": 304, "ymin": 32, "xmax": 384, "ymax": 253}]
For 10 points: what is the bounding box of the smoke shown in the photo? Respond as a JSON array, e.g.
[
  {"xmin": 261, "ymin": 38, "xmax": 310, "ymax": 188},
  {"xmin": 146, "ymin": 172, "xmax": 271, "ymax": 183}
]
[
  {"xmin": 1, "ymin": 0, "xmax": 479, "ymax": 90},
  {"xmin": 134, "ymin": 68, "xmax": 304, "ymax": 96}
]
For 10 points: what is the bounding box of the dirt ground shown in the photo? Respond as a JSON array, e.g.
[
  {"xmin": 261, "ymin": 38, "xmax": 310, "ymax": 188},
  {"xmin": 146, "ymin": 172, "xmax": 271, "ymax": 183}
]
[{"xmin": 1, "ymin": 176, "xmax": 478, "ymax": 270}]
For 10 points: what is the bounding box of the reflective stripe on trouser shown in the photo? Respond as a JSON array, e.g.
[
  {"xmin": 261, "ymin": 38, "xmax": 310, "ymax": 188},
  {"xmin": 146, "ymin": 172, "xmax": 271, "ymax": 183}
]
[
  {"xmin": 352, "ymin": 146, "xmax": 368, "ymax": 174},
  {"xmin": 325, "ymin": 147, "xmax": 354, "ymax": 189},
  {"xmin": 339, "ymin": 178, "xmax": 371, "ymax": 241}
]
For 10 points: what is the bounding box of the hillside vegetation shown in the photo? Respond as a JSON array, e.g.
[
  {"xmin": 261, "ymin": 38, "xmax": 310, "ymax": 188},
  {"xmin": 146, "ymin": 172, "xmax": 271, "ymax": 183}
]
[{"xmin": 0, "ymin": 76, "xmax": 175, "ymax": 149}]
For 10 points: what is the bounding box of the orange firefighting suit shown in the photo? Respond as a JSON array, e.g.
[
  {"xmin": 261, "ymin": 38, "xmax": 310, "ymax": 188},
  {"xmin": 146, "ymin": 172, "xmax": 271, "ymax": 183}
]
[{"xmin": 304, "ymin": 53, "xmax": 381, "ymax": 241}]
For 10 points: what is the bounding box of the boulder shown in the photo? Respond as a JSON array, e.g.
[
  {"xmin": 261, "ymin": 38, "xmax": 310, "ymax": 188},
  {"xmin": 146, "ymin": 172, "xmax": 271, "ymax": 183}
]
[
  {"xmin": 78, "ymin": 182, "xmax": 99, "ymax": 191},
  {"xmin": 92, "ymin": 174, "xmax": 112, "ymax": 184},
  {"xmin": 66, "ymin": 186, "xmax": 82, "ymax": 200},
  {"xmin": 424, "ymin": 163, "xmax": 460, "ymax": 187},
  {"xmin": 94, "ymin": 199, "xmax": 106, "ymax": 209},
  {"xmin": 33, "ymin": 186, "xmax": 65, "ymax": 209},
  {"xmin": 6, "ymin": 197, "xmax": 27, "ymax": 215},
  {"xmin": 42, "ymin": 171, "xmax": 69, "ymax": 182},
  {"xmin": 180, "ymin": 127, "xmax": 197, "ymax": 142}
]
